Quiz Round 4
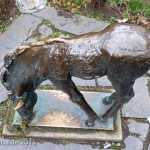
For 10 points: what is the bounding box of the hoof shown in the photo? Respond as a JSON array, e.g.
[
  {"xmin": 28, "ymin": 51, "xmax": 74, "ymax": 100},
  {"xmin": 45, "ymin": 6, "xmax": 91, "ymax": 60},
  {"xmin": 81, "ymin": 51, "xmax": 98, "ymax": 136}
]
[
  {"xmin": 98, "ymin": 116, "xmax": 107, "ymax": 123},
  {"xmin": 85, "ymin": 120, "xmax": 95, "ymax": 127},
  {"xmin": 17, "ymin": 107, "xmax": 33, "ymax": 120},
  {"xmin": 102, "ymin": 97, "xmax": 112, "ymax": 105}
]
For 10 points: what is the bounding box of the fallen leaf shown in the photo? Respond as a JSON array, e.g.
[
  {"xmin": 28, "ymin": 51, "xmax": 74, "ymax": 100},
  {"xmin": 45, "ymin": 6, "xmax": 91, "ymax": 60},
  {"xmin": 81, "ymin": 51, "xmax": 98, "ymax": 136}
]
[
  {"xmin": 147, "ymin": 117, "xmax": 150, "ymax": 124},
  {"xmin": 103, "ymin": 141, "xmax": 111, "ymax": 149}
]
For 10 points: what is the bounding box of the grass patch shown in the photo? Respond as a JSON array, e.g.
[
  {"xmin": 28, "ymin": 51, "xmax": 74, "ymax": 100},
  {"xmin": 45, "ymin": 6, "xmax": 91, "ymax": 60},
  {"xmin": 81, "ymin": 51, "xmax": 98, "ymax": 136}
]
[
  {"xmin": 109, "ymin": 0, "xmax": 150, "ymax": 18},
  {"xmin": 87, "ymin": 11, "xmax": 104, "ymax": 21},
  {"xmin": 51, "ymin": 31, "xmax": 62, "ymax": 38},
  {"xmin": 0, "ymin": 99, "xmax": 30, "ymax": 135},
  {"xmin": 127, "ymin": 0, "xmax": 150, "ymax": 17}
]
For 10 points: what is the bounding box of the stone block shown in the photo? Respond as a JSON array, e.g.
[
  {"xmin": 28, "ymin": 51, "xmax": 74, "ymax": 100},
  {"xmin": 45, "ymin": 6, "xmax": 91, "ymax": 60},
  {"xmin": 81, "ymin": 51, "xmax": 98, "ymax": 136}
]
[
  {"xmin": 97, "ymin": 76, "xmax": 112, "ymax": 87},
  {"xmin": 33, "ymin": 6, "xmax": 109, "ymax": 35},
  {"xmin": 122, "ymin": 77, "xmax": 150, "ymax": 118},
  {"xmin": 123, "ymin": 136, "xmax": 143, "ymax": 150},
  {"xmin": 72, "ymin": 77, "xmax": 96, "ymax": 87},
  {"xmin": 4, "ymin": 90, "xmax": 122, "ymax": 142},
  {"xmin": 128, "ymin": 120, "xmax": 149, "ymax": 141},
  {"xmin": 38, "ymin": 25, "xmax": 53, "ymax": 38},
  {"xmin": 0, "ymin": 14, "xmax": 42, "ymax": 61}
]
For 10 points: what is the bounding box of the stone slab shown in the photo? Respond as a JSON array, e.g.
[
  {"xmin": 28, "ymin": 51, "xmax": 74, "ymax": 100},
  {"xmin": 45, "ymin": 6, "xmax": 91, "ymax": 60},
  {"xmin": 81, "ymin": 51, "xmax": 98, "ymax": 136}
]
[
  {"xmin": 33, "ymin": 6, "xmax": 109, "ymax": 35},
  {"xmin": 0, "ymin": 14, "xmax": 42, "ymax": 63},
  {"xmin": 3, "ymin": 112, "xmax": 122, "ymax": 142},
  {"xmin": 97, "ymin": 76, "xmax": 112, "ymax": 87},
  {"xmin": 128, "ymin": 120, "xmax": 149, "ymax": 141},
  {"xmin": 38, "ymin": 25, "xmax": 53, "ymax": 38},
  {"xmin": 59, "ymin": 34, "xmax": 70, "ymax": 39},
  {"xmin": 25, "ymin": 38, "xmax": 37, "ymax": 44},
  {"xmin": 122, "ymin": 77, "xmax": 150, "ymax": 118},
  {"xmin": 3, "ymin": 91, "xmax": 122, "ymax": 141},
  {"xmin": 148, "ymin": 144, "xmax": 150, "ymax": 150},
  {"xmin": 72, "ymin": 77, "xmax": 96, "ymax": 87},
  {"xmin": 123, "ymin": 136, "xmax": 143, "ymax": 150},
  {"xmin": 13, "ymin": 90, "xmax": 114, "ymax": 130},
  {"xmin": 0, "ymin": 82, "xmax": 8, "ymax": 103},
  {"xmin": 40, "ymin": 77, "xmax": 96, "ymax": 87},
  {"xmin": 0, "ymin": 137, "xmax": 112, "ymax": 150},
  {"xmin": 39, "ymin": 80, "xmax": 53, "ymax": 86}
]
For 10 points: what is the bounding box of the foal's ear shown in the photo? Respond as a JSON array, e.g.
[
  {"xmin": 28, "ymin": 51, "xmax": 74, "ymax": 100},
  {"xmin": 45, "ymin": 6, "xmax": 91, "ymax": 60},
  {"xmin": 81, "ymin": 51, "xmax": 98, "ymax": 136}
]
[
  {"xmin": 4, "ymin": 53, "xmax": 16, "ymax": 68},
  {"xmin": 145, "ymin": 61, "xmax": 150, "ymax": 65}
]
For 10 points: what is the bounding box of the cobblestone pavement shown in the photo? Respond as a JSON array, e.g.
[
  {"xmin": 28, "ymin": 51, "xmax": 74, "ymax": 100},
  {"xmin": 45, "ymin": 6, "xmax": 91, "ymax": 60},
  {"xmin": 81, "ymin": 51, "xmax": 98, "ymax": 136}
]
[{"xmin": 0, "ymin": 6, "xmax": 150, "ymax": 150}]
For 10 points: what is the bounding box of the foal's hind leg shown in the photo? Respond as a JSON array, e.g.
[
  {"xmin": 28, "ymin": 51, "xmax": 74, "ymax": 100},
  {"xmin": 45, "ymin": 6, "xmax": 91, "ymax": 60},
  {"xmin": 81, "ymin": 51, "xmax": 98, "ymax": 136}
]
[
  {"xmin": 103, "ymin": 81, "xmax": 135, "ymax": 105},
  {"xmin": 99, "ymin": 80, "xmax": 135, "ymax": 122},
  {"xmin": 103, "ymin": 92, "xmax": 117, "ymax": 105},
  {"xmin": 49, "ymin": 77, "xmax": 98, "ymax": 127}
]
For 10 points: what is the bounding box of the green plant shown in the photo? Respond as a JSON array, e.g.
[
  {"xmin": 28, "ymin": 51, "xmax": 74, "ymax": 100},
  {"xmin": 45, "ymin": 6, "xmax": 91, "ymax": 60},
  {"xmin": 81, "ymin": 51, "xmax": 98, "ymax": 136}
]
[
  {"xmin": 42, "ymin": 20, "xmax": 52, "ymax": 27},
  {"xmin": 108, "ymin": 16, "xmax": 116, "ymax": 23},
  {"xmin": 50, "ymin": 0, "xmax": 90, "ymax": 14},
  {"xmin": 74, "ymin": 9, "xmax": 80, "ymax": 14},
  {"xmin": 0, "ymin": 22, "xmax": 9, "ymax": 33},
  {"xmin": 95, "ymin": 14, "xmax": 104, "ymax": 21},
  {"xmin": 128, "ymin": 0, "xmax": 143, "ymax": 15},
  {"xmin": 87, "ymin": 11, "xmax": 104, "ymax": 21},
  {"xmin": 109, "ymin": 0, "xmax": 125, "ymax": 6},
  {"xmin": 21, "ymin": 120, "xmax": 29, "ymax": 134},
  {"xmin": 111, "ymin": 143, "xmax": 120, "ymax": 150},
  {"xmin": 87, "ymin": 11, "xmax": 95, "ymax": 18},
  {"xmin": 51, "ymin": 31, "xmax": 62, "ymax": 38},
  {"xmin": 144, "ymin": 4, "xmax": 150, "ymax": 17}
]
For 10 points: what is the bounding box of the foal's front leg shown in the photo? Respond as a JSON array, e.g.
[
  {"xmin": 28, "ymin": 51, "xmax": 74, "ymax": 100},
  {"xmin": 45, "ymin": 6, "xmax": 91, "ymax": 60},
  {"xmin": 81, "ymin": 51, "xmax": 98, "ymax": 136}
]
[
  {"xmin": 49, "ymin": 77, "xmax": 98, "ymax": 127},
  {"xmin": 13, "ymin": 84, "xmax": 37, "ymax": 120}
]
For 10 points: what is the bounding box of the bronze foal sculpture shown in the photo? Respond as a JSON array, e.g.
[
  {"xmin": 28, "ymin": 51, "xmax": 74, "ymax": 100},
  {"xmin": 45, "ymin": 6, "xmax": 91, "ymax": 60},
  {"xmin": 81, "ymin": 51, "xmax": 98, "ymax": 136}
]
[{"xmin": 1, "ymin": 23, "xmax": 150, "ymax": 127}]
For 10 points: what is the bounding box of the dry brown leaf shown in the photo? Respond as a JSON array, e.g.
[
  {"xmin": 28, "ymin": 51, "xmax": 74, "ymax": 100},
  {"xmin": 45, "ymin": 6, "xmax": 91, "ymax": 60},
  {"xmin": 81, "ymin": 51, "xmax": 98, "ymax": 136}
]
[{"xmin": 70, "ymin": 8, "xmax": 75, "ymax": 14}]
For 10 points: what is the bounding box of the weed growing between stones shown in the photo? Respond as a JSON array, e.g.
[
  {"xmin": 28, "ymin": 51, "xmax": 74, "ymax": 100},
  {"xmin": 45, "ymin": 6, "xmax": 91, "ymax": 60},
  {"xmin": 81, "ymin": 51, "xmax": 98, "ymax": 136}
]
[
  {"xmin": 29, "ymin": 19, "xmax": 74, "ymax": 41},
  {"xmin": 87, "ymin": 11, "xmax": 104, "ymax": 20},
  {"xmin": 0, "ymin": 99, "xmax": 30, "ymax": 135}
]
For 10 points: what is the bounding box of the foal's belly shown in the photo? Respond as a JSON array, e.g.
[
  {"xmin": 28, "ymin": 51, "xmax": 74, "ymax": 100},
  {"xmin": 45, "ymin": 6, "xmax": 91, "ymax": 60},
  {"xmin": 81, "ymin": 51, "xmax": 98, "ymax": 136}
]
[{"xmin": 70, "ymin": 58, "xmax": 106, "ymax": 80}]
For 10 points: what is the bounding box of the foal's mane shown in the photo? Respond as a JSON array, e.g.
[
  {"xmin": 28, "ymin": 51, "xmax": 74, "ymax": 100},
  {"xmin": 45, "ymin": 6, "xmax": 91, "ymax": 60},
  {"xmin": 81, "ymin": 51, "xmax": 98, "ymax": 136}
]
[{"xmin": 14, "ymin": 38, "xmax": 67, "ymax": 56}]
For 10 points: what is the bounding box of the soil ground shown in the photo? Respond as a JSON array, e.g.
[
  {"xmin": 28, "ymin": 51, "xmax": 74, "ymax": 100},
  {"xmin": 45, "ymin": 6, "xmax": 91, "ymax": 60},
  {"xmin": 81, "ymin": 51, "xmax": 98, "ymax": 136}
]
[{"xmin": 0, "ymin": 0, "xmax": 18, "ymax": 23}]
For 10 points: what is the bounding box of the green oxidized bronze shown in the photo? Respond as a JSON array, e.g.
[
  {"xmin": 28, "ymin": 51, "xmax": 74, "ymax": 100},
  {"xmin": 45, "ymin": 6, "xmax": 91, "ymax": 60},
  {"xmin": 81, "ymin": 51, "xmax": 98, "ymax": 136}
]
[{"xmin": 1, "ymin": 23, "xmax": 150, "ymax": 127}]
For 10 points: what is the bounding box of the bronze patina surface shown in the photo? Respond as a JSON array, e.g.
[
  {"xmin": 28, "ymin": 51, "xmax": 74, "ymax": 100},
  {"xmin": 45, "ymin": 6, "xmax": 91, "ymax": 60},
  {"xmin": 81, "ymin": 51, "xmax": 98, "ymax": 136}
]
[
  {"xmin": 1, "ymin": 23, "xmax": 150, "ymax": 127},
  {"xmin": 13, "ymin": 90, "xmax": 114, "ymax": 130}
]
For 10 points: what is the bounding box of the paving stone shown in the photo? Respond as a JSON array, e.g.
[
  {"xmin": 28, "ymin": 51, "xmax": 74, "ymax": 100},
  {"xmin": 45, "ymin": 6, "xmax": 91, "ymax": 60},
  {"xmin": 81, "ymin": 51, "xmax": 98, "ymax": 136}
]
[
  {"xmin": 25, "ymin": 38, "xmax": 37, "ymax": 44},
  {"xmin": 72, "ymin": 77, "xmax": 96, "ymax": 86},
  {"xmin": 0, "ymin": 137, "xmax": 97, "ymax": 150},
  {"xmin": 38, "ymin": 25, "xmax": 53, "ymax": 38},
  {"xmin": 0, "ymin": 137, "xmax": 114, "ymax": 150},
  {"xmin": 148, "ymin": 144, "xmax": 150, "ymax": 150},
  {"xmin": 0, "ymin": 14, "xmax": 42, "ymax": 62},
  {"xmin": 0, "ymin": 82, "xmax": 8, "ymax": 103},
  {"xmin": 59, "ymin": 34, "xmax": 70, "ymax": 38},
  {"xmin": 40, "ymin": 80, "xmax": 52, "ymax": 86},
  {"xmin": 128, "ymin": 120, "xmax": 149, "ymax": 141},
  {"xmin": 123, "ymin": 136, "xmax": 143, "ymax": 150},
  {"xmin": 97, "ymin": 76, "xmax": 112, "ymax": 87},
  {"xmin": 122, "ymin": 77, "xmax": 150, "ymax": 118},
  {"xmin": 33, "ymin": 6, "xmax": 109, "ymax": 35}
]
